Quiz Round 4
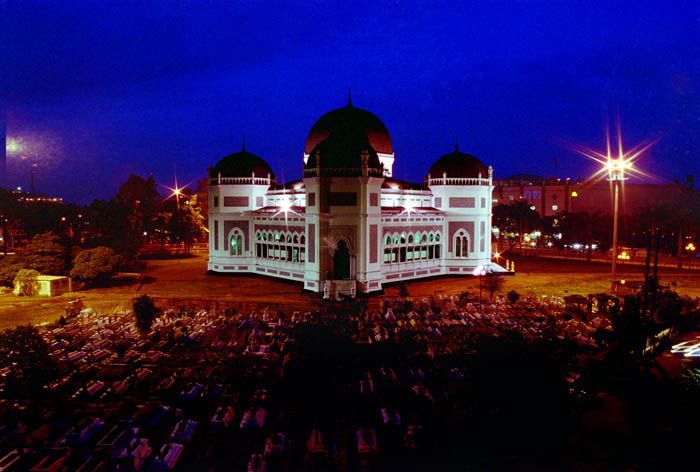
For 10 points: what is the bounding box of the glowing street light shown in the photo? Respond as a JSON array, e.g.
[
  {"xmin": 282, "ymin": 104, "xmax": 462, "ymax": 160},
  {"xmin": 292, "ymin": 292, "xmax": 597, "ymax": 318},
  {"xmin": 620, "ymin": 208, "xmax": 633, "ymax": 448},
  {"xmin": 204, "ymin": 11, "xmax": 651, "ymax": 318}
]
[
  {"xmin": 6, "ymin": 137, "xmax": 25, "ymax": 156},
  {"xmin": 567, "ymin": 119, "xmax": 660, "ymax": 281},
  {"xmin": 686, "ymin": 242, "xmax": 696, "ymax": 269}
]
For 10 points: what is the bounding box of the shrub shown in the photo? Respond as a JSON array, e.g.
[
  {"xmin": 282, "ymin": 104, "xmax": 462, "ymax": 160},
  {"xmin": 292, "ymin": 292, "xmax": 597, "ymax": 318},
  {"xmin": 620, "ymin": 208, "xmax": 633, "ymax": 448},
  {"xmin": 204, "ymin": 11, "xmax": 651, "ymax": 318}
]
[
  {"xmin": 0, "ymin": 325, "xmax": 56, "ymax": 397},
  {"xmin": 507, "ymin": 290, "xmax": 520, "ymax": 304},
  {"xmin": 13, "ymin": 269, "xmax": 40, "ymax": 296},
  {"xmin": 0, "ymin": 255, "xmax": 23, "ymax": 287},
  {"xmin": 482, "ymin": 275, "xmax": 505, "ymax": 299},
  {"xmin": 134, "ymin": 294, "xmax": 159, "ymax": 333},
  {"xmin": 70, "ymin": 246, "xmax": 123, "ymax": 284}
]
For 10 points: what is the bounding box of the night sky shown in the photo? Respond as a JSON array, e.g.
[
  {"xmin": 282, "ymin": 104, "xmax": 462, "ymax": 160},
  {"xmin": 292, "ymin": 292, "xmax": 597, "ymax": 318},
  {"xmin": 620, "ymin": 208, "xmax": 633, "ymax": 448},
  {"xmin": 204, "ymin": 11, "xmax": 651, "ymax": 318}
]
[{"xmin": 3, "ymin": 1, "xmax": 699, "ymax": 203}]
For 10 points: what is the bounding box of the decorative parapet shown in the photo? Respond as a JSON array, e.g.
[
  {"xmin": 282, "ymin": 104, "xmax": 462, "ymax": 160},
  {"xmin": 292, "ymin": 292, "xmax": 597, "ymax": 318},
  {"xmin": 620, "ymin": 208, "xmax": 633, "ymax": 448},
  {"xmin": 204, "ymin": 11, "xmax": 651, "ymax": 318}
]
[
  {"xmin": 426, "ymin": 176, "xmax": 491, "ymax": 186},
  {"xmin": 209, "ymin": 174, "xmax": 275, "ymax": 186}
]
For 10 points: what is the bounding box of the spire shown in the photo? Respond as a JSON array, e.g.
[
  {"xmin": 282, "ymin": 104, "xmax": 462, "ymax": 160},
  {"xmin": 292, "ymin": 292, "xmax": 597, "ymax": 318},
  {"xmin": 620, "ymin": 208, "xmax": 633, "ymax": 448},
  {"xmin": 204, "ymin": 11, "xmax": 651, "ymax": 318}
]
[
  {"xmin": 242, "ymin": 136, "xmax": 246, "ymax": 152},
  {"xmin": 348, "ymin": 86, "xmax": 352, "ymax": 106},
  {"xmin": 455, "ymin": 136, "xmax": 459, "ymax": 152}
]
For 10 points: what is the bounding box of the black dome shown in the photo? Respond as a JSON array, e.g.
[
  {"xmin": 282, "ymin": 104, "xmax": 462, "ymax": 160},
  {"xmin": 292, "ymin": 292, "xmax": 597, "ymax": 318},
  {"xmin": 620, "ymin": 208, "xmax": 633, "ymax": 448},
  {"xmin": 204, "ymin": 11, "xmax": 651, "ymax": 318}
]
[
  {"xmin": 305, "ymin": 133, "xmax": 382, "ymax": 171},
  {"xmin": 212, "ymin": 149, "xmax": 275, "ymax": 179},
  {"xmin": 429, "ymin": 147, "xmax": 488, "ymax": 179},
  {"xmin": 305, "ymin": 103, "xmax": 393, "ymax": 155}
]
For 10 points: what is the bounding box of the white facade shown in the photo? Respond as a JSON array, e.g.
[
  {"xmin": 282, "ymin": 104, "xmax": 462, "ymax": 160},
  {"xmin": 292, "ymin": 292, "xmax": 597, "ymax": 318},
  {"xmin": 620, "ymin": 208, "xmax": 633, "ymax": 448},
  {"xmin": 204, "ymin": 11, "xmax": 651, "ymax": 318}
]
[{"xmin": 208, "ymin": 103, "xmax": 504, "ymax": 295}]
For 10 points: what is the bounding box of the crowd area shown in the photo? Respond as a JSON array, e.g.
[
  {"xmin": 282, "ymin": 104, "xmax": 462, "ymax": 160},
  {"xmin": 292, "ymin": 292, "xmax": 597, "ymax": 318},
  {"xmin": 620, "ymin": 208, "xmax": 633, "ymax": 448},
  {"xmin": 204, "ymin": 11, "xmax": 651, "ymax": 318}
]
[{"xmin": 0, "ymin": 293, "xmax": 619, "ymax": 471}]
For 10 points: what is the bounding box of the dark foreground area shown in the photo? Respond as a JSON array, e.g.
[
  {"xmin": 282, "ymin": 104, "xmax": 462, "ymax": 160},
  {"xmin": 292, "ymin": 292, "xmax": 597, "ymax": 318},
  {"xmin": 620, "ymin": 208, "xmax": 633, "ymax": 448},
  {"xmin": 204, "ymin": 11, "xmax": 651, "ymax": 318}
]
[{"xmin": 2, "ymin": 292, "xmax": 700, "ymax": 471}]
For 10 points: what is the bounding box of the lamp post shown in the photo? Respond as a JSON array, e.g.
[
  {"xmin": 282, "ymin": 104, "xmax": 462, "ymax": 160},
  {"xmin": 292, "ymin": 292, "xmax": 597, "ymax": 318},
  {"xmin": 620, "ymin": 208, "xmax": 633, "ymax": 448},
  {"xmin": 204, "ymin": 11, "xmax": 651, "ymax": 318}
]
[
  {"xmin": 606, "ymin": 159, "xmax": 627, "ymax": 281},
  {"xmin": 568, "ymin": 120, "xmax": 659, "ymax": 282},
  {"xmin": 170, "ymin": 187, "xmax": 183, "ymax": 253},
  {"xmin": 687, "ymin": 242, "xmax": 696, "ymax": 269},
  {"xmin": 617, "ymin": 250, "xmax": 630, "ymax": 279},
  {"xmin": 472, "ymin": 264, "xmax": 486, "ymax": 308}
]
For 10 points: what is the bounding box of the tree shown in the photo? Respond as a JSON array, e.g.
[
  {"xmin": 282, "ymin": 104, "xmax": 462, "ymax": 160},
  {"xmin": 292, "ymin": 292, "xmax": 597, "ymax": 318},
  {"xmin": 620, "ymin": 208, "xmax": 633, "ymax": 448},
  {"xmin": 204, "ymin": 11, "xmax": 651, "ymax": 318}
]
[
  {"xmin": 193, "ymin": 177, "xmax": 209, "ymax": 228},
  {"xmin": 13, "ymin": 269, "xmax": 40, "ymax": 296},
  {"xmin": 163, "ymin": 188, "xmax": 206, "ymax": 255},
  {"xmin": 113, "ymin": 174, "xmax": 161, "ymax": 255},
  {"xmin": 0, "ymin": 325, "xmax": 56, "ymax": 397},
  {"xmin": 70, "ymin": 247, "xmax": 123, "ymax": 285},
  {"xmin": 116, "ymin": 174, "xmax": 160, "ymax": 235},
  {"xmin": 0, "ymin": 254, "xmax": 23, "ymax": 287},
  {"xmin": 482, "ymin": 275, "xmax": 505, "ymax": 299},
  {"xmin": 0, "ymin": 187, "xmax": 20, "ymax": 256},
  {"xmin": 558, "ymin": 211, "xmax": 608, "ymax": 260},
  {"xmin": 85, "ymin": 199, "xmax": 140, "ymax": 256},
  {"xmin": 507, "ymin": 289, "xmax": 520, "ymax": 303},
  {"xmin": 134, "ymin": 294, "xmax": 159, "ymax": 333},
  {"xmin": 493, "ymin": 202, "xmax": 541, "ymax": 252},
  {"xmin": 22, "ymin": 232, "xmax": 67, "ymax": 275}
]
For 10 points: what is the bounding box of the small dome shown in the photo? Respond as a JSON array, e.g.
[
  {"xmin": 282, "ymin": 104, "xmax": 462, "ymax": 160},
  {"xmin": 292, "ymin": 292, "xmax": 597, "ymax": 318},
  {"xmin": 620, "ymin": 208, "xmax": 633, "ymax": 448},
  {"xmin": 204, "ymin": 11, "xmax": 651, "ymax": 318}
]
[
  {"xmin": 305, "ymin": 102, "xmax": 393, "ymax": 155},
  {"xmin": 428, "ymin": 143, "xmax": 488, "ymax": 179},
  {"xmin": 212, "ymin": 145, "xmax": 275, "ymax": 179}
]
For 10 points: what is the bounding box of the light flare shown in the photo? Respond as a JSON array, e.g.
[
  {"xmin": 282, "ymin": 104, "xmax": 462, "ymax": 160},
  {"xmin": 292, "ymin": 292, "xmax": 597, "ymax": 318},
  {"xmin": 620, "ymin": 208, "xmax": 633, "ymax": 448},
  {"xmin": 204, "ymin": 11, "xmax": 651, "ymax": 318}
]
[
  {"xmin": 6, "ymin": 138, "xmax": 22, "ymax": 154},
  {"xmin": 565, "ymin": 118, "xmax": 662, "ymax": 183}
]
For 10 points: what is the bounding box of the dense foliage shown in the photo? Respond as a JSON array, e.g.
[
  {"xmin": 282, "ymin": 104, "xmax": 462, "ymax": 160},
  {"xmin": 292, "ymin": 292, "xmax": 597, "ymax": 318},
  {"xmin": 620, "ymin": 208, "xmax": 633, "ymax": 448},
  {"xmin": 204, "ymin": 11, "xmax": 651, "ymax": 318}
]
[
  {"xmin": 0, "ymin": 232, "xmax": 67, "ymax": 287},
  {"xmin": 134, "ymin": 294, "xmax": 160, "ymax": 332},
  {"xmin": 70, "ymin": 246, "xmax": 124, "ymax": 284},
  {"xmin": 0, "ymin": 325, "xmax": 56, "ymax": 396}
]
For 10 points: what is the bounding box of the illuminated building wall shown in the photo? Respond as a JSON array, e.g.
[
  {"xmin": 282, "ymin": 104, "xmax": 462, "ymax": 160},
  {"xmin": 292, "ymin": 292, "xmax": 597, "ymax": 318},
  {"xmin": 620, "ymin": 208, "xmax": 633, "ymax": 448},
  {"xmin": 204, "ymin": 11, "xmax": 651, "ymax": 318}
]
[{"xmin": 207, "ymin": 101, "xmax": 505, "ymax": 294}]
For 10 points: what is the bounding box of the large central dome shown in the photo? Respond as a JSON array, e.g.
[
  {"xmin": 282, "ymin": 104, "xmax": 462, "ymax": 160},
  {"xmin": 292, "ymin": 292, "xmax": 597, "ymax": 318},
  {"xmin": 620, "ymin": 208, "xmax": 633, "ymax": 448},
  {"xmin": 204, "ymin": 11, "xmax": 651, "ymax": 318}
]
[{"xmin": 305, "ymin": 102, "xmax": 393, "ymax": 155}]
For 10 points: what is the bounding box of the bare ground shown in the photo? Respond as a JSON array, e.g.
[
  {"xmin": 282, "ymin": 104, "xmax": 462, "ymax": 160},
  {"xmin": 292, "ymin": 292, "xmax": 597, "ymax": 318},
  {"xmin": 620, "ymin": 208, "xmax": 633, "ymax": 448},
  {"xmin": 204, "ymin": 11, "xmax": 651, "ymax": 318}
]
[{"xmin": 1, "ymin": 253, "xmax": 699, "ymax": 330}]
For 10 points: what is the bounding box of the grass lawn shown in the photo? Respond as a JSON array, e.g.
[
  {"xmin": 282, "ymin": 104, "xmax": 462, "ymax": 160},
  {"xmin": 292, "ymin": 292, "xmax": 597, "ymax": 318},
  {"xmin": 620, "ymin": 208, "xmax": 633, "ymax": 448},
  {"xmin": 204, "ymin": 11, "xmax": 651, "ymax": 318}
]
[
  {"xmin": 383, "ymin": 254, "xmax": 700, "ymax": 300},
  {"xmin": 1, "ymin": 253, "xmax": 699, "ymax": 330}
]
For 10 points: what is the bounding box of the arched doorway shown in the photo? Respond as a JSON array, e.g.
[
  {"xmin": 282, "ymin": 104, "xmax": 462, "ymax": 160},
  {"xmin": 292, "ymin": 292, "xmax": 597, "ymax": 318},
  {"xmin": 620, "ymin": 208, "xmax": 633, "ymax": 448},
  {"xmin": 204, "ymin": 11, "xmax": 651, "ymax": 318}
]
[{"xmin": 333, "ymin": 239, "xmax": 351, "ymax": 280}]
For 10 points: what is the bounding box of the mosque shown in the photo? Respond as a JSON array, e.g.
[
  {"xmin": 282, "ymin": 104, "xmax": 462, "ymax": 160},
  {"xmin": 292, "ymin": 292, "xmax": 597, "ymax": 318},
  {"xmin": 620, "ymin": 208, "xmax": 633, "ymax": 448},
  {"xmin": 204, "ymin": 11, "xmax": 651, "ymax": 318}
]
[{"xmin": 207, "ymin": 98, "xmax": 504, "ymax": 296}]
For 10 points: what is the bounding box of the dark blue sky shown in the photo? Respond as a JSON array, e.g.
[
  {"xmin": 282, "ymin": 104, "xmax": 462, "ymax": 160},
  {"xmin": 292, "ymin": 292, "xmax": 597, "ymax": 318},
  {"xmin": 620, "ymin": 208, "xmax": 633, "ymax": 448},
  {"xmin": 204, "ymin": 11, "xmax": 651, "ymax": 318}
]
[{"xmin": 3, "ymin": 0, "xmax": 699, "ymax": 203}]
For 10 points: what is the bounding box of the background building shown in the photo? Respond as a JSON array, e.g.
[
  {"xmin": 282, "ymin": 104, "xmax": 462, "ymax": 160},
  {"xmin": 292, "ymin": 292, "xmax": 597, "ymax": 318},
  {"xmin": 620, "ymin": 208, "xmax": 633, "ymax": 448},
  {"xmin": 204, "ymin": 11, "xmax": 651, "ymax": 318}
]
[{"xmin": 494, "ymin": 174, "xmax": 698, "ymax": 217}]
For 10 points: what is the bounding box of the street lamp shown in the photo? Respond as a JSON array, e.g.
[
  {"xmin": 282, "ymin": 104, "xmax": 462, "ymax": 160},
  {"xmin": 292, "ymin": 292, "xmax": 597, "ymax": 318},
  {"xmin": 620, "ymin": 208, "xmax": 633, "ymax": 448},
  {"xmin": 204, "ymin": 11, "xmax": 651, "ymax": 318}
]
[
  {"xmin": 606, "ymin": 158, "xmax": 629, "ymax": 281},
  {"xmin": 472, "ymin": 264, "xmax": 486, "ymax": 308},
  {"xmin": 567, "ymin": 120, "xmax": 660, "ymax": 282},
  {"xmin": 617, "ymin": 250, "xmax": 630, "ymax": 279},
  {"xmin": 686, "ymin": 242, "xmax": 696, "ymax": 269}
]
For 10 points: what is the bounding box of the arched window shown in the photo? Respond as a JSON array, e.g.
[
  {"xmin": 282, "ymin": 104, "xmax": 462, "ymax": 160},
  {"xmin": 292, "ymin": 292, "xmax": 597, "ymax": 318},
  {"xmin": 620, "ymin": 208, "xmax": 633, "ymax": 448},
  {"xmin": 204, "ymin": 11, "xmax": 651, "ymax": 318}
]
[
  {"xmin": 230, "ymin": 229, "xmax": 244, "ymax": 256},
  {"xmin": 454, "ymin": 230, "xmax": 469, "ymax": 258},
  {"xmin": 382, "ymin": 230, "xmax": 445, "ymax": 264}
]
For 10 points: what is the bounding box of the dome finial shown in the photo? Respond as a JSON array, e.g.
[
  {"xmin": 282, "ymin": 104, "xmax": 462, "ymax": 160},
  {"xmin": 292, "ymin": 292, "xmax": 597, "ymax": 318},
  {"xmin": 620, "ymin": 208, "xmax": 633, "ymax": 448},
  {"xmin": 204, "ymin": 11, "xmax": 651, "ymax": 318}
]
[
  {"xmin": 348, "ymin": 86, "xmax": 352, "ymax": 106},
  {"xmin": 455, "ymin": 136, "xmax": 459, "ymax": 152},
  {"xmin": 242, "ymin": 136, "xmax": 246, "ymax": 152}
]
